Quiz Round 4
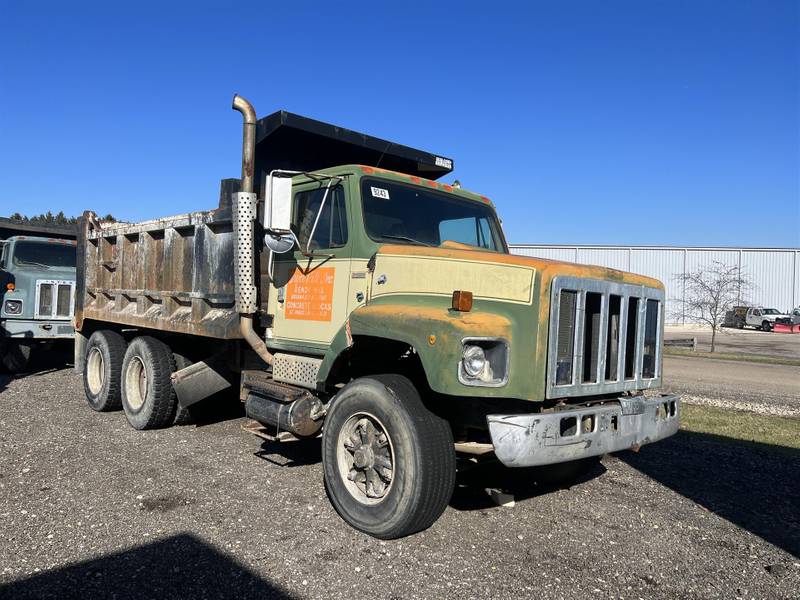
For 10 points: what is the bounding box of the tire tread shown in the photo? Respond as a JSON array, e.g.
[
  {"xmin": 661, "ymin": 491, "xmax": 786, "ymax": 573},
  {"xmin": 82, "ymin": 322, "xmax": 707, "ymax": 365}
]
[
  {"xmin": 324, "ymin": 374, "xmax": 456, "ymax": 539},
  {"xmin": 121, "ymin": 336, "xmax": 177, "ymax": 430},
  {"xmin": 84, "ymin": 330, "xmax": 126, "ymax": 411}
]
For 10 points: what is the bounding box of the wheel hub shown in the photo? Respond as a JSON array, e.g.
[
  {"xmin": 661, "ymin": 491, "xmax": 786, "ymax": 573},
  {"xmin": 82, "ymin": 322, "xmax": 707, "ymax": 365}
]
[
  {"xmin": 353, "ymin": 446, "xmax": 373, "ymax": 469},
  {"xmin": 339, "ymin": 415, "xmax": 394, "ymax": 503}
]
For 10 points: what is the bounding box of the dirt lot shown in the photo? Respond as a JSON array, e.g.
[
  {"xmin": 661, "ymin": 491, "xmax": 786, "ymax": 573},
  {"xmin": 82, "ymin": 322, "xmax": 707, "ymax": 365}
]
[
  {"xmin": 665, "ymin": 325, "xmax": 800, "ymax": 360},
  {"xmin": 1, "ymin": 355, "xmax": 798, "ymax": 599}
]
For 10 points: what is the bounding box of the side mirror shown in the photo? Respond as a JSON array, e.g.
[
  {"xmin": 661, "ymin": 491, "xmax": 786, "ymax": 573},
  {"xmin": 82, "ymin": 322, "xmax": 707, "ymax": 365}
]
[{"xmin": 264, "ymin": 173, "xmax": 294, "ymax": 254}]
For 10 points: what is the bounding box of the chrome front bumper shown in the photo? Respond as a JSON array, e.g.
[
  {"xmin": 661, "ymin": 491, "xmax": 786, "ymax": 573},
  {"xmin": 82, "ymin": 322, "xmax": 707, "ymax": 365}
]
[{"xmin": 487, "ymin": 395, "xmax": 680, "ymax": 467}]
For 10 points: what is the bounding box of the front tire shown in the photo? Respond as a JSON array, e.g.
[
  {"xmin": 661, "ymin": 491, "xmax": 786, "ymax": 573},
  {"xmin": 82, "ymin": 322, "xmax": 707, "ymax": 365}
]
[
  {"xmin": 322, "ymin": 374, "xmax": 456, "ymax": 539},
  {"xmin": 83, "ymin": 330, "xmax": 126, "ymax": 411},
  {"xmin": 1, "ymin": 341, "xmax": 32, "ymax": 373},
  {"xmin": 762, "ymin": 321, "xmax": 772, "ymax": 332},
  {"xmin": 121, "ymin": 336, "xmax": 177, "ymax": 430}
]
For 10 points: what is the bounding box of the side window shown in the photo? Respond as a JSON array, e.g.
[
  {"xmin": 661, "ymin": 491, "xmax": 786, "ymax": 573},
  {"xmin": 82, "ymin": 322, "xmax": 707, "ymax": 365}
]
[
  {"xmin": 438, "ymin": 216, "xmax": 497, "ymax": 250},
  {"xmin": 752, "ymin": 309, "xmax": 761, "ymax": 316},
  {"xmin": 292, "ymin": 185, "xmax": 348, "ymax": 250},
  {"xmin": 439, "ymin": 217, "xmax": 477, "ymax": 246}
]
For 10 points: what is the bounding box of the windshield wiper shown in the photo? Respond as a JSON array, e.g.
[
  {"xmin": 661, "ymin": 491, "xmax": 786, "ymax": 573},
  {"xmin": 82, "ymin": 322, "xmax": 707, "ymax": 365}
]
[{"xmin": 381, "ymin": 234, "xmax": 433, "ymax": 247}]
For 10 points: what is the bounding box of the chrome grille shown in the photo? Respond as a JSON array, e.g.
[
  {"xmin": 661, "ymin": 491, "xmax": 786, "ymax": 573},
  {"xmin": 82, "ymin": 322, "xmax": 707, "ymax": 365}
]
[
  {"xmin": 546, "ymin": 277, "xmax": 663, "ymax": 399},
  {"xmin": 35, "ymin": 280, "xmax": 75, "ymax": 320}
]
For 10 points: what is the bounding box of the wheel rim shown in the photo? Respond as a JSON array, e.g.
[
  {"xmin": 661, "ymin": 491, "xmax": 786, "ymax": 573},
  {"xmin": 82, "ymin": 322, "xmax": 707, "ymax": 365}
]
[
  {"xmin": 336, "ymin": 412, "xmax": 395, "ymax": 505},
  {"xmin": 125, "ymin": 356, "xmax": 148, "ymax": 411},
  {"xmin": 86, "ymin": 348, "xmax": 105, "ymax": 395}
]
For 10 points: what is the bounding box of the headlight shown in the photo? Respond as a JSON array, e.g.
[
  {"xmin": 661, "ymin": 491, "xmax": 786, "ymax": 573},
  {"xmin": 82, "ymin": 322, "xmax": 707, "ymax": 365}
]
[
  {"xmin": 458, "ymin": 338, "xmax": 509, "ymax": 387},
  {"xmin": 462, "ymin": 345, "xmax": 486, "ymax": 377},
  {"xmin": 3, "ymin": 299, "xmax": 22, "ymax": 315}
]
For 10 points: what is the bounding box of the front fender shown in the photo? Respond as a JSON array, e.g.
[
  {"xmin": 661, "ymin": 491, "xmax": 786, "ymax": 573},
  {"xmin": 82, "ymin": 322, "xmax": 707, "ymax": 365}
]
[{"xmin": 319, "ymin": 302, "xmax": 517, "ymax": 397}]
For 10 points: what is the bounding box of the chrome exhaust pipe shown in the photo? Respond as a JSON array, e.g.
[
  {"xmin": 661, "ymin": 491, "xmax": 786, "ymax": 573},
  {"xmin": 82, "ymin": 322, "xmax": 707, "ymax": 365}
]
[
  {"xmin": 231, "ymin": 94, "xmax": 273, "ymax": 366},
  {"xmin": 232, "ymin": 94, "xmax": 256, "ymax": 194}
]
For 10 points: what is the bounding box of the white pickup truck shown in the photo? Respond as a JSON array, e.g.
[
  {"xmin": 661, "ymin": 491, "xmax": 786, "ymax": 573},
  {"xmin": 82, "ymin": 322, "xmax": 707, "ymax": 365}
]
[{"xmin": 739, "ymin": 307, "xmax": 791, "ymax": 332}]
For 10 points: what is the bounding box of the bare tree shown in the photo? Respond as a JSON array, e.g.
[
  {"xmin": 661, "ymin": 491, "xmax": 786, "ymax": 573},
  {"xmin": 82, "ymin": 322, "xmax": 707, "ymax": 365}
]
[{"xmin": 673, "ymin": 261, "xmax": 751, "ymax": 352}]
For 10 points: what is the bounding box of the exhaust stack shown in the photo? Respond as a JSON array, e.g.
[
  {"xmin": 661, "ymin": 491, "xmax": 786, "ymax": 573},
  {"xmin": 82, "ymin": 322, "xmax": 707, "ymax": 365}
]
[{"xmin": 231, "ymin": 94, "xmax": 273, "ymax": 366}]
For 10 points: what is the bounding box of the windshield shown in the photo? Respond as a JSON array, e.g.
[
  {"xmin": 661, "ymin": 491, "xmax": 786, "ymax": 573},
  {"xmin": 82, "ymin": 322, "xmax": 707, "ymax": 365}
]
[
  {"xmin": 12, "ymin": 241, "xmax": 76, "ymax": 269},
  {"xmin": 361, "ymin": 178, "xmax": 506, "ymax": 252},
  {"xmin": 762, "ymin": 308, "xmax": 781, "ymax": 315}
]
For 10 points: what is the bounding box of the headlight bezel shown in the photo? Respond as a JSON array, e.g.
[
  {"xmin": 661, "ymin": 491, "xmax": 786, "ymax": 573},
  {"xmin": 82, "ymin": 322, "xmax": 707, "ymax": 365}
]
[
  {"xmin": 458, "ymin": 337, "xmax": 509, "ymax": 387},
  {"xmin": 3, "ymin": 299, "xmax": 23, "ymax": 315}
]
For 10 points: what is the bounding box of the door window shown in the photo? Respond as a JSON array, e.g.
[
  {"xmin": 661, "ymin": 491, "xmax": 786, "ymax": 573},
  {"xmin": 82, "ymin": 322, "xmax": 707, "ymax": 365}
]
[{"xmin": 292, "ymin": 185, "xmax": 348, "ymax": 250}]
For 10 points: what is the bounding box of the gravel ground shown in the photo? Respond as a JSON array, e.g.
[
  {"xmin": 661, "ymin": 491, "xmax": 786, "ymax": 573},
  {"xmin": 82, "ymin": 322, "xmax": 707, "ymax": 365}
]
[
  {"xmin": 1, "ymin": 357, "xmax": 799, "ymax": 599},
  {"xmin": 662, "ymin": 356, "xmax": 800, "ymax": 418}
]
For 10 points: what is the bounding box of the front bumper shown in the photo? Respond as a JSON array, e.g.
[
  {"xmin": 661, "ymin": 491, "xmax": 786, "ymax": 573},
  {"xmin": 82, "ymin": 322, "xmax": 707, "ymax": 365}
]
[
  {"xmin": 1, "ymin": 318, "xmax": 74, "ymax": 340},
  {"xmin": 487, "ymin": 394, "xmax": 680, "ymax": 467}
]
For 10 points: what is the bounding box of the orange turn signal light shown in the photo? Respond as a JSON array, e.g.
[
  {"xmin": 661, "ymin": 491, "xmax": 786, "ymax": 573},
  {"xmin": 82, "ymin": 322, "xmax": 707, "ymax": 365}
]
[
  {"xmin": 6, "ymin": 283, "xmax": 14, "ymax": 291},
  {"xmin": 451, "ymin": 290, "xmax": 473, "ymax": 312}
]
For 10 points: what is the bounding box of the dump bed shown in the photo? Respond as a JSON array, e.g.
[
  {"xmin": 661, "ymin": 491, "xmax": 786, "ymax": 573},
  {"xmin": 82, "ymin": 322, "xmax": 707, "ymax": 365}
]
[{"xmin": 75, "ymin": 203, "xmax": 242, "ymax": 339}]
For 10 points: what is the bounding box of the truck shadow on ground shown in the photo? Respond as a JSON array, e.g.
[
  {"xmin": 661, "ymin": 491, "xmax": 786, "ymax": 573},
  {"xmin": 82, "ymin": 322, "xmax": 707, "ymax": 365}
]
[
  {"xmin": 0, "ymin": 533, "xmax": 294, "ymax": 600},
  {"xmin": 449, "ymin": 458, "xmax": 607, "ymax": 510},
  {"xmin": 619, "ymin": 430, "xmax": 800, "ymax": 558},
  {"xmin": 254, "ymin": 437, "xmax": 322, "ymax": 467}
]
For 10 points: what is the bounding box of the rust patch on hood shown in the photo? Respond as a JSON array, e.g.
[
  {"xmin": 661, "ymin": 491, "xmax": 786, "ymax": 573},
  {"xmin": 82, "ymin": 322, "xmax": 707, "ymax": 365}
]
[{"xmin": 351, "ymin": 303, "xmax": 511, "ymax": 339}]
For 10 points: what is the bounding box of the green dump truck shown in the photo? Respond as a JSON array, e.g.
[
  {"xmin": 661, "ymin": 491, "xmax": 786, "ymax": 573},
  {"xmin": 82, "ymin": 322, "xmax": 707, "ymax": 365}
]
[
  {"xmin": 74, "ymin": 96, "xmax": 679, "ymax": 538},
  {"xmin": 0, "ymin": 236, "xmax": 76, "ymax": 372}
]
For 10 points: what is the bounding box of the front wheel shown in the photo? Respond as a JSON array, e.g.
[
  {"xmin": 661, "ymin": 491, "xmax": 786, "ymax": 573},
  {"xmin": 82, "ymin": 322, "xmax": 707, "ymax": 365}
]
[
  {"xmin": 0, "ymin": 341, "xmax": 32, "ymax": 373},
  {"xmin": 322, "ymin": 374, "xmax": 456, "ymax": 539},
  {"xmin": 762, "ymin": 321, "xmax": 772, "ymax": 332}
]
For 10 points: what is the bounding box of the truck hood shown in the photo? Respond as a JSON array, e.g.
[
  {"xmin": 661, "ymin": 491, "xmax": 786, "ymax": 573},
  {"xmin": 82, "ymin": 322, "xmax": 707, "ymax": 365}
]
[{"xmin": 370, "ymin": 244, "xmax": 663, "ymax": 306}]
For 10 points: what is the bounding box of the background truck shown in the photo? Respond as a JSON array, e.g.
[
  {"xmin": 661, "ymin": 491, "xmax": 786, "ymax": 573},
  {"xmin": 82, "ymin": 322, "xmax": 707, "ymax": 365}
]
[
  {"xmin": 0, "ymin": 236, "xmax": 76, "ymax": 372},
  {"xmin": 73, "ymin": 96, "xmax": 679, "ymax": 539},
  {"xmin": 727, "ymin": 305, "xmax": 791, "ymax": 332}
]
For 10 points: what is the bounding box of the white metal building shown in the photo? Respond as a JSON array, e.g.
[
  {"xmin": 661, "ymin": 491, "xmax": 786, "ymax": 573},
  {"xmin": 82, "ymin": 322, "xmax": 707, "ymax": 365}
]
[{"xmin": 509, "ymin": 245, "xmax": 800, "ymax": 323}]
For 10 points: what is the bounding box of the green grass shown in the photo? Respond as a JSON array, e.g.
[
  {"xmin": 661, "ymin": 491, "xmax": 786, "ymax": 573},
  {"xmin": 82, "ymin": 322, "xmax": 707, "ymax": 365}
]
[
  {"xmin": 664, "ymin": 346, "xmax": 800, "ymax": 367},
  {"xmin": 681, "ymin": 403, "xmax": 800, "ymax": 450}
]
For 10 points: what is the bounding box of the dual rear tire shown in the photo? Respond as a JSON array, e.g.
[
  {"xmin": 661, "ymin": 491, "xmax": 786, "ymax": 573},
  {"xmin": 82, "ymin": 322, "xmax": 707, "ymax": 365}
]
[
  {"xmin": 120, "ymin": 336, "xmax": 178, "ymax": 430},
  {"xmin": 83, "ymin": 331, "xmax": 191, "ymax": 429}
]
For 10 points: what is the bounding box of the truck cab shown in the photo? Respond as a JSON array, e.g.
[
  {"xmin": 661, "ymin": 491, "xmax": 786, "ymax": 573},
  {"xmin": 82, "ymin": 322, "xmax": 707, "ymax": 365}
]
[
  {"xmin": 0, "ymin": 236, "xmax": 77, "ymax": 371},
  {"xmin": 74, "ymin": 97, "xmax": 679, "ymax": 538}
]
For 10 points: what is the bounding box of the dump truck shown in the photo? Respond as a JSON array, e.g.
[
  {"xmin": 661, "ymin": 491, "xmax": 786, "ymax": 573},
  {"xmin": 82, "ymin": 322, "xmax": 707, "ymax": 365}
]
[
  {"xmin": 0, "ymin": 236, "xmax": 76, "ymax": 372},
  {"xmin": 74, "ymin": 96, "xmax": 680, "ymax": 538}
]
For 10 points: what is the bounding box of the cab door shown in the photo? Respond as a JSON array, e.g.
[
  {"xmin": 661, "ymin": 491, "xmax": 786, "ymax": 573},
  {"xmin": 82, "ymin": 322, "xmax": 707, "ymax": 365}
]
[{"xmin": 268, "ymin": 178, "xmax": 353, "ymax": 352}]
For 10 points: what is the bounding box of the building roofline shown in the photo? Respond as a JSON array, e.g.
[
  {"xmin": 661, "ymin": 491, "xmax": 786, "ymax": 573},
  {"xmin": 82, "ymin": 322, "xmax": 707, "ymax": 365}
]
[{"xmin": 509, "ymin": 243, "xmax": 799, "ymax": 252}]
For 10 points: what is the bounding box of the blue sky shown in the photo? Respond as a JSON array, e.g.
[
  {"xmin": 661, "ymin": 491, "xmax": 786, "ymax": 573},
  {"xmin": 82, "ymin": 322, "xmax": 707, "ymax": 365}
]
[{"xmin": 1, "ymin": 1, "xmax": 797, "ymax": 247}]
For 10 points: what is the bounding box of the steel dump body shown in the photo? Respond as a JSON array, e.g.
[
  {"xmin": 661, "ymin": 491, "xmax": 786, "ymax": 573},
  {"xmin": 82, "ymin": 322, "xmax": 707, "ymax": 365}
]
[{"xmin": 75, "ymin": 206, "xmax": 241, "ymax": 339}]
